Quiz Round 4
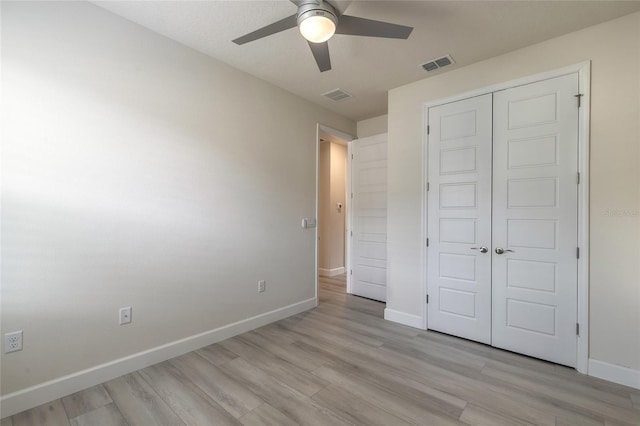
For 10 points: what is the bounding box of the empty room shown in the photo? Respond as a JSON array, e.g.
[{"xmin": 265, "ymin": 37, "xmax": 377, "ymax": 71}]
[{"xmin": 1, "ymin": 1, "xmax": 639, "ymax": 425}]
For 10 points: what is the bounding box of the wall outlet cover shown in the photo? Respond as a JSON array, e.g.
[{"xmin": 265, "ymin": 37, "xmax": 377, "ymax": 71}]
[{"xmin": 5, "ymin": 330, "xmax": 23, "ymax": 353}]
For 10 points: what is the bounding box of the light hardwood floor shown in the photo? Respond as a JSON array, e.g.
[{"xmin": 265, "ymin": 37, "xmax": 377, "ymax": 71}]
[{"xmin": 4, "ymin": 274, "xmax": 640, "ymax": 425}]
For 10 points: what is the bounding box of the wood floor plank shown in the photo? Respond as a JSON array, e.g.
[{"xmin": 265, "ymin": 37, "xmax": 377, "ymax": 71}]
[
  {"xmin": 12, "ymin": 400, "xmax": 70, "ymax": 426},
  {"xmin": 169, "ymin": 352, "xmax": 263, "ymax": 418},
  {"xmin": 313, "ymin": 364, "xmax": 463, "ymax": 425},
  {"xmin": 69, "ymin": 403, "xmax": 127, "ymax": 426},
  {"xmin": 138, "ymin": 362, "xmax": 240, "ymax": 425},
  {"xmin": 103, "ymin": 373, "xmax": 184, "ymax": 426},
  {"xmin": 324, "ymin": 339, "xmax": 556, "ymax": 426},
  {"xmin": 312, "ymin": 384, "xmax": 415, "ymax": 426},
  {"xmin": 631, "ymin": 392, "xmax": 640, "ymax": 409},
  {"xmin": 241, "ymin": 329, "xmax": 330, "ymax": 371},
  {"xmin": 195, "ymin": 343, "xmax": 238, "ymax": 366},
  {"xmin": 484, "ymin": 359, "xmax": 634, "ymax": 409},
  {"xmin": 1, "ymin": 417, "xmax": 13, "ymax": 426},
  {"xmin": 555, "ymin": 413, "xmax": 604, "ymax": 426},
  {"xmin": 238, "ymin": 403, "xmax": 298, "ymax": 426},
  {"xmin": 481, "ymin": 366, "xmax": 640, "ymax": 424},
  {"xmin": 61, "ymin": 384, "xmax": 113, "ymax": 419},
  {"xmin": 221, "ymin": 357, "xmax": 352, "ymax": 426},
  {"xmin": 220, "ymin": 335, "xmax": 329, "ymax": 397},
  {"xmin": 459, "ymin": 404, "xmax": 535, "ymax": 426}
]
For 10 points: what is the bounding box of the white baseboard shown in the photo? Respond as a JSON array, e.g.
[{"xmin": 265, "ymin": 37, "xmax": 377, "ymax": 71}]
[
  {"xmin": 0, "ymin": 297, "xmax": 317, "ymax": 418},
  {"xmin": 588, "ymin": 358, "xmax": 640, "ymax": 390},
  {"xmin": 384, "ymin": 308, "xmax": 424, "ymax": 329},
  {"xmin": 318, "ymin": 267, "xmax": 345, "ymax": 277}
]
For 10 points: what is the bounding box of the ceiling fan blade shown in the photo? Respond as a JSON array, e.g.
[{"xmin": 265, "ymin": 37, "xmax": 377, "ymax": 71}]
[
  {"xmin": 308, "ymin": 41, "xmax": 331, "ymax": 72},
  {"xmin": 335, "ymin": 15, "xmax": 413, "ymax": 39},
  {"xmin": 232, "ymin": 14, "xmax": 298, "ymax": 45}
]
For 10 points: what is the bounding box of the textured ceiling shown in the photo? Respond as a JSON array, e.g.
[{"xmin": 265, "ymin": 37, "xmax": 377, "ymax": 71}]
[{"xmin": 94, "ymin": 1, "xmax": 640, "ymax": 121}]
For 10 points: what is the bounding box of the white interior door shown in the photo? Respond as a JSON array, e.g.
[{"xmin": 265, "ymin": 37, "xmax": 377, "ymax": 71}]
[
  {"xmin": 350, "ymin": 134, "xmax": 387, "ymax": 302},
  {"xmin": 427, "ymin": 94, "xmax": 493, "ymax": 344},
  {"xmin": 492, "ymin": 74, "xmax": 579, "ymax": 367}
]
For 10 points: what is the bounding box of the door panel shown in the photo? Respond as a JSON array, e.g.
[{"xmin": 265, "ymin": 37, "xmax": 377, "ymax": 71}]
[
  {"xmin": 351, "ymin": 134, "xmax": 387, "ymax": 302},
  {"xmin": 427, "ymin": 94, "xmax": 492, "ymax": 344},
  {"xmin": 492, "ymin": 74, "xmax": 579, "ymax": 367}
]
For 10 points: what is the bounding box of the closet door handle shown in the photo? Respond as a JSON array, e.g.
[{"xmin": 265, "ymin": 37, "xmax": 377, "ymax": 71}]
[
  {"xmin": 495, "ymin": 247, "xmax": 514, "ymax": 255},
  {"xmin": 471, "ymin": 246, "xmax": 489, "ymax": 253}
]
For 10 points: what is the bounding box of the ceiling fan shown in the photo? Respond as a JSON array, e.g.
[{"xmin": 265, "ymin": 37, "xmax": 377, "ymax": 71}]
[{"xmin": 232, "ymin": 0, "xmax": 413, "ymax": 72}]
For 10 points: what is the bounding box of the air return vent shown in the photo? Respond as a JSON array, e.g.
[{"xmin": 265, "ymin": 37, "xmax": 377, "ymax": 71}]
[
  {"xmin": 421, "ymin": 54, "xmax": 455, "ymax": 72},
  {"xmin": 322, "ymin": 88, "xmax": 353, "ymax": 102}
]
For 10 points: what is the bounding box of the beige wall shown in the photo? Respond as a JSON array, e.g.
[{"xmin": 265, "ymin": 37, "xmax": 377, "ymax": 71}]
[
  {"xmin": 0, "ymin": 1, "xmax": 354, "ymax": 395},
  {"xmin": 388, "ymin": 12, "xmax": 640, "ymax": 371},
  {"xmin": 318, "ymin": 142, "xmax": 331, "ymax": 269},
  {"xmin": 318, "ymin": 142, "xmax": 347, "ymax": 272},
  {"xmin": 357, "ymin": 115, "xmax": 388, "ymax": 138}
]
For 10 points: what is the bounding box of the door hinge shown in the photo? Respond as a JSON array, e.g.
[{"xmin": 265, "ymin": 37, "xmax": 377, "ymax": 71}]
[
  {"xmin": 576, "ymin": 323, "xmax": 580, "ymax": 336},
  {"xmin": 426, "ymin": 294, "xmax": 429, "ymax": 304},
  {"xmin": 350, "ymin": 231, "xmax": 353, "ymax": 237},
  {"xmin": 351, "ymin": 153, "xmax": 354, "ymax": 160},
  {"xmin": 427, "ymin": 125, "xmax": 430, "ymax": 135},
  {"xmin": 426, "ymin": 182, "xmax": 430, "ymax": 192},
  {"xmin": 577, "ymin": 172, "xmax": 581, "ymax": 184},
  {"xmin": 575, "ymin": 94, "xmax": 583, "ymax": 108},
  {"xmin": 426, "ymin": 238, "xmax": 429, "ymax": 247},
  {"xmin": 350, "ymin": 269, "xmax": 353, "ymax": 275},
  {"xmin": 576, "ymin": 247, "xmax": 580, "ymax": 259},
  {"xmin": 351, "ymin": 192, "xmax": 353, "ymax": 199}
]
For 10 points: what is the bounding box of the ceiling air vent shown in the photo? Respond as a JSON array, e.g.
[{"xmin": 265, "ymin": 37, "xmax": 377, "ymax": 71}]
[
  {"xmin": 322, "ymin": 88, "xmax": 353, "ymax": 102},
  {"xmin": 421, "ymin": 54, "xmax": 455, "ymax": 72}
]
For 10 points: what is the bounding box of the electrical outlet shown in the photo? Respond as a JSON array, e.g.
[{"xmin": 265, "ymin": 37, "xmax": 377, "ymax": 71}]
[
  {"xmin": 119, "ymin": 306, "xmax": 132, "ymax": 325},
  {"xmin": 258, "ymin": 280, "xmax": 266, "ymax": 293},
  {"xmin": 5, "ymin": 331, "xmax": 23, "ymax": 353}
]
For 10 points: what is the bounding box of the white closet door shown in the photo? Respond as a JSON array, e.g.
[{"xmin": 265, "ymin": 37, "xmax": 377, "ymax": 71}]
[
  {"xmin": 351, "ymin": 134, "xmax": 387, "ymax": 302},
  {"xmin": 427, "ymin": 94, "xmax": 493, "ymax": 344},
  {"xmin": 492, "ymin": 74, "xmax": 579, "ymax": 367}
]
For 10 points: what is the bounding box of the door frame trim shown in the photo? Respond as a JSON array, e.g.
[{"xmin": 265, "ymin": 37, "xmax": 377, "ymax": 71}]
[{"xmin": 421, "ymin": 62, "xmax": 591, "ymax": 373}]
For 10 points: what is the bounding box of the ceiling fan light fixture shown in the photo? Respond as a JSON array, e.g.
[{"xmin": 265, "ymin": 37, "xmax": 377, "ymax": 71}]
[
  {"xmin": 297, "ymin": 2, "xmax": 338, "ymax": 43},
  {"xmin": 299, "ymin": 14, "xmax": 336, "ymax": 43}
]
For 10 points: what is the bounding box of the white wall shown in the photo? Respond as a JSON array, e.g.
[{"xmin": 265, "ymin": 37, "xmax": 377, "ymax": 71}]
[
  {"xmin": 387, "ymin": 12, "xmax": 640, "ymax": 373},
  {"xmin": 0, "ymin": 1, "xmax": 354, "ymax": 398},
  {"xmin": 357, "ymin": 115, "xmax": 388, "ymax": 138}
]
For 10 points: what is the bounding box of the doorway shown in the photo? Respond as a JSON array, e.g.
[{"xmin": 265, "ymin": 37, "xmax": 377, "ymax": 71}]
[
  {"xmin": 317, "ymin": 127, "xmax": 350, "ymax": 296},
  {"xmin": 425, "ymin": 69, "xmax": 589, "ymax": 369}
]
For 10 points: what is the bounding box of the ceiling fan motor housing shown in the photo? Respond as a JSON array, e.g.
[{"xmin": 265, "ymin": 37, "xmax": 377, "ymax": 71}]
[{"xmin": 296, "ymin": 1, "xmax": 338, "ymax": 27}]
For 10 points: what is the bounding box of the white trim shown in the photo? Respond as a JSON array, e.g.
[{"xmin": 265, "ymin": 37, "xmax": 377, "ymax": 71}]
[
  {"xmin": 421, "ymin": 62, "xmax": 591, "ymax": 371},
  {"xmin": 0, "ymin": 298, "xmax": 317, "ymax": 418},
  {"xmin": 346, "ymin": 141, "xmax": 353, "ymax": 294},
  {"xmin": 318, "ymin": 267, "xmax": 345, "ymax": 277},
  {"xmin": 421, "ymin": 102, "xmax": 429, "ymax": 330},
  {"xmin": 588, "ymin": 359, "xmax": 640, "ymax": 390},
  {"xmin": 384, "ymin": 308, "xmax": 423, "ymax": 329},
  {"xmin": 576, "ymin": 63, "xmax": 591, "ymax": 374}
]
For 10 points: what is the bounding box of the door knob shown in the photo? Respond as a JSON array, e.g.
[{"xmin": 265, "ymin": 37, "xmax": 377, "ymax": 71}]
[
  {"xmin": 471, "ymin": 246, "xmax": 489, "ymax": 253},
  {"xmin": 495, "ymin": 247, "xmax": 514, "ymax": 255}
]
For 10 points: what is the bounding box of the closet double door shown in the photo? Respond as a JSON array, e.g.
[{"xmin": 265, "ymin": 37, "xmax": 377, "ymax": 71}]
[{"xmin": 427, "ymin": 74, "xmax": 579, "ymax": 367}]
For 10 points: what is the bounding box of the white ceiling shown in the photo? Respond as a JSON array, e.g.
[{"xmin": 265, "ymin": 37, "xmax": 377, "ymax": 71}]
[{"xmin": 94, "ymin": 1, "xmax": 640, "ymax": 121}]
